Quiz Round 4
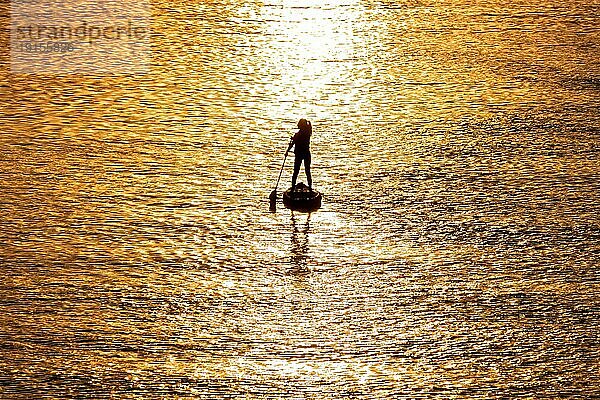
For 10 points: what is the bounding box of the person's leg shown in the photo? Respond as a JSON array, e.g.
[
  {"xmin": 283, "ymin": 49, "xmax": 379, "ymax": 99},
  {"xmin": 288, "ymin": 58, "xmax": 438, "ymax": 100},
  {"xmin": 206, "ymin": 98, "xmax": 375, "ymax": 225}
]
[
  {"xmin": 304, "ymin": 152, "xmax": 312, "ymax": 188},
  {"xmin": 292, "ymin": 155, "xmax": 302, "ymax": 188}
]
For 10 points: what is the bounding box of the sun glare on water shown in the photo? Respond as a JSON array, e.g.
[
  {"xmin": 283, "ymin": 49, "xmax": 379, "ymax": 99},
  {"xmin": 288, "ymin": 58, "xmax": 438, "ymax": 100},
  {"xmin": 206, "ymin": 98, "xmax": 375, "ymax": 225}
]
[{"xmin": 255, "ymin": 0, "xmax": 364, "ymax": 123}]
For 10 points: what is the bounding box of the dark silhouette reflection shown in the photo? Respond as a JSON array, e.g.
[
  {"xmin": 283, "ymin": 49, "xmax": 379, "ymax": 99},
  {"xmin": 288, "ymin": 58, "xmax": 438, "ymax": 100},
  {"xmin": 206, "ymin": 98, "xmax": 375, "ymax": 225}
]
[{"xmin": 289, "ymin": 212, "xmax": 311, "ymax": 273}]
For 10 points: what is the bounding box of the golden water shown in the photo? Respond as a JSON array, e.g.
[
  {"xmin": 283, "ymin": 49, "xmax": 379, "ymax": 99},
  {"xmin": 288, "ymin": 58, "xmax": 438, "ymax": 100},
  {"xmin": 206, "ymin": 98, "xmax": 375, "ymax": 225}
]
[{"xmin": 1, "ymin": 0, "xmax": 599, "ymax": 398}]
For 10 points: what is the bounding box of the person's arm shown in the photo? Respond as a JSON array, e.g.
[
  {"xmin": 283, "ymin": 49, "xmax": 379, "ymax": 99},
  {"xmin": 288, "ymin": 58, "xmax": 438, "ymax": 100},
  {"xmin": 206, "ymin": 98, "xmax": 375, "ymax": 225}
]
[{"xmin": 287, "ymin": 131, "xmax": 299, "ymax": 151}]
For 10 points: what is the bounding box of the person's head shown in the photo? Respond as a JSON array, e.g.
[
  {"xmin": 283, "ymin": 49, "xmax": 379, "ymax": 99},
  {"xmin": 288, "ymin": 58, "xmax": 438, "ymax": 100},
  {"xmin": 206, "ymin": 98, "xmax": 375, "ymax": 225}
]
[{"xmin": 298, "ymin": 118, "xmax": 311, "ymax": 130}]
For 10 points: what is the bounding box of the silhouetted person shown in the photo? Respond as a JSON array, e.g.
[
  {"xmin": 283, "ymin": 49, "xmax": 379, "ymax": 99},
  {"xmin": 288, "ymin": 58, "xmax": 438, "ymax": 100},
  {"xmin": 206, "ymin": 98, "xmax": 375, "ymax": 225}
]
[{"xmin": 288, "ymin": 118, "xmax": 312, "ymax": 190}]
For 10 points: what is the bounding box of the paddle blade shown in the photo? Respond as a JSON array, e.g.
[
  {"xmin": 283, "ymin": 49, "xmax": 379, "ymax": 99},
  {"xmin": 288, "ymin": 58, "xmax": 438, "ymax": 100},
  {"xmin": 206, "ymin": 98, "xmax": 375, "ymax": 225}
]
[{"xmin": 269, "ymin": 190, "xmax": 277, "ymax": 212}]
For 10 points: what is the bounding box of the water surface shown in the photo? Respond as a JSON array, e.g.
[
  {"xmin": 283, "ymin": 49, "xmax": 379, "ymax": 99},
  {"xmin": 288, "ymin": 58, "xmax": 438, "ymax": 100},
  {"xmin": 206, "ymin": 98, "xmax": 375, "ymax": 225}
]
[{"xmin": 1, "ymin": 0, "xmax": 599, "ymax": 398}]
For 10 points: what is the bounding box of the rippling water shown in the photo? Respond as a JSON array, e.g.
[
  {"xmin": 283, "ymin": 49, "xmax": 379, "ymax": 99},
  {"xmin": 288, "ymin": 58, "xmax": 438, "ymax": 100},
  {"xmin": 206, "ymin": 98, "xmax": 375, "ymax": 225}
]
[{"xmin": 1, "ymin": 0, "xmax": 599, "ymax": 398}]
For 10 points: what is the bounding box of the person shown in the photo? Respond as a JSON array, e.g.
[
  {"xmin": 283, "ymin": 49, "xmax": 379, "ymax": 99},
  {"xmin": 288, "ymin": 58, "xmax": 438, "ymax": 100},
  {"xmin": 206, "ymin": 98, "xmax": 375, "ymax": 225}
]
[{"xmin": 288, "ymin": 118, "xmax": 312, "ymax": 190}]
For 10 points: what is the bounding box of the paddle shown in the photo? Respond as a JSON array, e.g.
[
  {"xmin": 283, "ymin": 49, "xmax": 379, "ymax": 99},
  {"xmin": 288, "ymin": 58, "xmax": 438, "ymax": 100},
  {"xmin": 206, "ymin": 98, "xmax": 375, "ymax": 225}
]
[{"xmin": 269, "ymin": 139, "xmax": 293, "ymax": 209}]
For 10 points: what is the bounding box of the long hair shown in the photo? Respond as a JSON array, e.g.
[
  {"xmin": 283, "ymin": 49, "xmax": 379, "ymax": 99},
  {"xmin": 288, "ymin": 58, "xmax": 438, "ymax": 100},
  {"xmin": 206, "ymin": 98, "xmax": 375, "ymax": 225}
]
[{"xmin": 298, "ymin": 118, "xmax": 312, "ymax": 135}]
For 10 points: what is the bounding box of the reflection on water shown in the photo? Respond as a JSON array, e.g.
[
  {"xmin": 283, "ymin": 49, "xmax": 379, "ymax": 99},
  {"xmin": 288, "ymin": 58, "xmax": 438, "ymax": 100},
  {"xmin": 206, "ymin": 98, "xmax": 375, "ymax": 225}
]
[
  {"xmin": 289, "ymin": 212, "xmax": 311, "ymax": 272},
  {"xmin": 1, "ymin": 0, "xmax": 599, "ymax": 398}
]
